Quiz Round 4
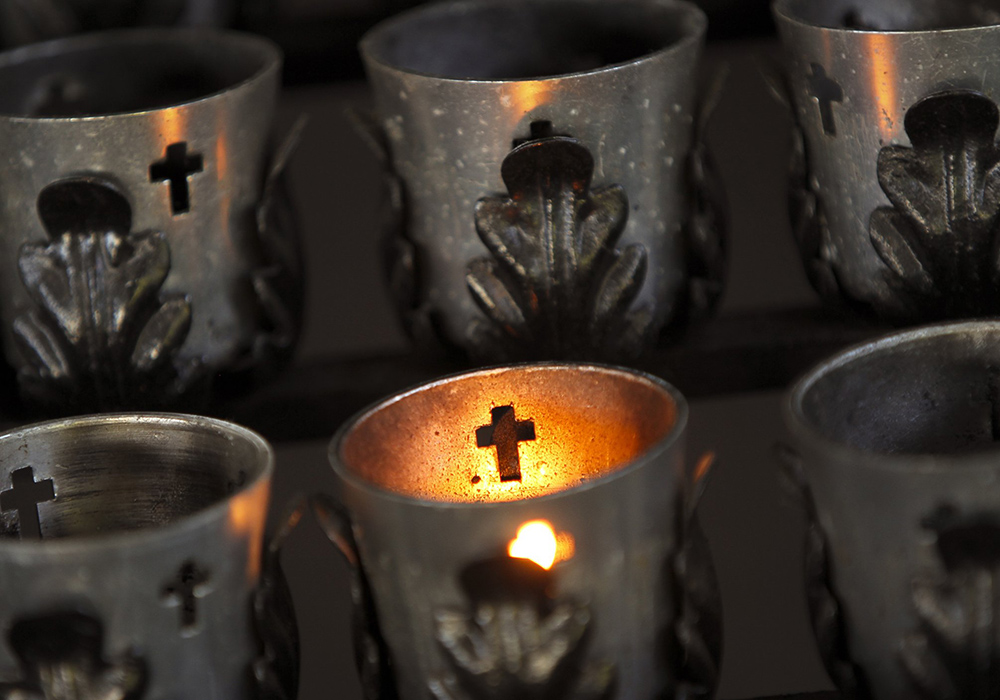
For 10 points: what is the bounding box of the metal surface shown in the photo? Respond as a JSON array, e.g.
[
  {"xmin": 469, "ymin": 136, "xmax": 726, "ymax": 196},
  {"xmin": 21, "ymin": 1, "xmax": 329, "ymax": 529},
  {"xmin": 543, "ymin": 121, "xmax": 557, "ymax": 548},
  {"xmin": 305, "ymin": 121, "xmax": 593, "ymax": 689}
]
[
  {"xmin": 359, "ymin": 0, "xmax": 725, "ymax": 362},
  {"xmin": 0, "ymin": 413, "xmax": 297, "ymax": 700},
  {"xmin": 0, "ymin": 28, "xmax": 303, "ymax": 413},
  {"xmin": 784, "ymin": 321, "xmax": 1000, "ymax": 700},
  {"xmin": 324, "ymin": 364, "xmax": 720, "ymax": 700},
  {"xmin": 773, "ymin": 0, "xmax": 1000, "ymax": 323}
]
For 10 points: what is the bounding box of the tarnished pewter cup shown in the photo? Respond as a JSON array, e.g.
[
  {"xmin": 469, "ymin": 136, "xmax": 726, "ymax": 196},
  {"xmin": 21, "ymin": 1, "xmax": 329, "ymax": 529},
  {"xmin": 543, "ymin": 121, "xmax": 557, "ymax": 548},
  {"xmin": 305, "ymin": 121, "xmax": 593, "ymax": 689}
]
[
  {"xmin": 773, "ymin": 0, "xmax": 1000, "ymax": 323},
  {"xmin": 0, "ymin": 413, "xmax": 298, "ymax": 700},
  {"xmin": 314, "ymin": 364, "xmax": 720, "ymax": 700},
  {"xmin": 0, "ymin": 28, "xmax": 303, "ymax": 414},
  {"xmin": 360, "ymin": 0, "xmax": 726, "ymax": 363},
  {"xmin": 782, "ymin": 321, "xmax": 1000, "ymax": 700}
]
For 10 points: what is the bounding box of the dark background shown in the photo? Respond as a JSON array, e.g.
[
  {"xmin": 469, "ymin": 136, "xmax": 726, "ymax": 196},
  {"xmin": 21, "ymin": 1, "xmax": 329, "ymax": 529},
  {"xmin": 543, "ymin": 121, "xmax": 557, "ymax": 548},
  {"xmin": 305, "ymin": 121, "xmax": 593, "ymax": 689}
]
[{"xmin": 0, "ymin": 1, "xmax": 836, "ymax": 698}]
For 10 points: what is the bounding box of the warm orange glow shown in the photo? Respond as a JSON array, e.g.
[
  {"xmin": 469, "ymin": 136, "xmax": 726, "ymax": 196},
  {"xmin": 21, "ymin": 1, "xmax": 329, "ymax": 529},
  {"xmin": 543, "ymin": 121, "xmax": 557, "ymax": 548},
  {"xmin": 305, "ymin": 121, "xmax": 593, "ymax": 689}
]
[
  {"xmin": 340, "ymin": 367, "xmax": 678, "ymax": 503},
  {"xmin": 155, "ymin": 108, "xmax": 186, "ymax": 149},
  {"xmin": 503, "ymin": 81, "xmax": 553, "ymax": 125},
  {"xmin": 865, "ymin": 33, "xmax": 898, "ymax": 141},
  {"xmin": 226, "ymin": 481, "xmax": 269, "ymax": 582},
  {"xmin": 508, "ymin": 520, "xmax": 574, "ymax": 570}
]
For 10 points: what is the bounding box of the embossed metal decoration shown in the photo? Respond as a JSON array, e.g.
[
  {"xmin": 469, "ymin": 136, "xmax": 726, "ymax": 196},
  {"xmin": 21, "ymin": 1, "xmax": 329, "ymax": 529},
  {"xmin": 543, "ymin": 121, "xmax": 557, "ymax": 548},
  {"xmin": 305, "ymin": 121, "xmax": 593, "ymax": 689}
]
[
  {"xmin": 784, "ymin": 321, "xmax": 1000, "ymax": 700},
  {"xmin": 360, "ymin": 0, "xmax": 724, "ymax": 362},
  {"xmin": 14, "ymin": 179, "xmax": 194, "ymax": 413},
  {"xmin": 0, "ymin": 414, "xmax": 298, "ymax": 700},
  {"xmin": 869, "ymin": 90, "xmax": 1000, "ymax": 320},
  {"xmin": 900, "ymin": 506, "xmax": 1000, "ymax": 700},
  {"xmin": 324, "ymin": 364, "xmax": 720, "ymax": 700},
  {"xmin": 0, "ymin": 611, "xmax": 147, "ymax": 700},
  {"xmin": 0, "ymin": 28, "xmax": 303, "ymax": 412},
  {"xmin": 430, "ymin": 557, "xmax": 617, "ymax": 700},
  {"xmin": 466, "ymin": 133, "xmax": 650, "ymax": 361},
  {"xmin": 773, "ymin": 0, "xmax": 1000, "ymax": 323}
]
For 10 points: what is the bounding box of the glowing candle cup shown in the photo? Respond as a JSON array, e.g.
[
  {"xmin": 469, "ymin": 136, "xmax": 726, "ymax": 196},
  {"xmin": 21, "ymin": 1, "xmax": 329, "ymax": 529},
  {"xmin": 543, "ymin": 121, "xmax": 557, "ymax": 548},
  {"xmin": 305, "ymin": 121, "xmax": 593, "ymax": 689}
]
[{"xmin": 321, "ymin": 364, "xmax": 719, "ymax": 700}]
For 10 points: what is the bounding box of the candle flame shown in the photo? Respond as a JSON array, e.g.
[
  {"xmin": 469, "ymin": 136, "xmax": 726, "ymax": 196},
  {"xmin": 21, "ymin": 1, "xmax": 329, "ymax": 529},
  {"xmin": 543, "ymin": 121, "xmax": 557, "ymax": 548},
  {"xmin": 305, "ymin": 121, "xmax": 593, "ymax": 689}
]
[{"xmin": 508, "ymin": 520, "xmax": 574, "ymax": 570}]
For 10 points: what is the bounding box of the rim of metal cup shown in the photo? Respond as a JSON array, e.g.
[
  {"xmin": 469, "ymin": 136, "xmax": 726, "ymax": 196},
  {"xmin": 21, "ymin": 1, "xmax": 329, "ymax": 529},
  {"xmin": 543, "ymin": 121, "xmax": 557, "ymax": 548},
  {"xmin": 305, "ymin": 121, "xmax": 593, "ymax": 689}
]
[
  {"xmin": 0, "ymin": 412, "xmax": 274, "ymax": 553},
  {"xmin": 0, "ymin": 27, "xmax": 281, "ymax": 121},
  {"xmin": 329, "ymin": 362, "xmax": 689, "ymax": 509},
  {"xmin": 773, "ymin": 0, "xmax": 1000, "ymax": 33},
  {"xmin": 785, "ymin": 320, "xmax": 1000, "ymax": 472},
  {"xmin": 359, "ymin": 0, "xmax": 707, "ymax": 83}
]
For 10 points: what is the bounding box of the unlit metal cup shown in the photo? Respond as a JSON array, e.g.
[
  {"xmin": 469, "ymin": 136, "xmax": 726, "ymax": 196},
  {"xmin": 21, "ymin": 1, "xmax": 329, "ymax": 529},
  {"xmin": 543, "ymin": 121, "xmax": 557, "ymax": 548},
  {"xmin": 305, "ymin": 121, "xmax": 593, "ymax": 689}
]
[
  {"xmin": 0, "ymin": 413, "xmax": 297, "ymax": 700},
  {"xmin": 0, "ymin": 28, "xmax": 303, "ymax": 413},
  {"xmin": 774, "ymin": 0, "xmax": 1000, "ymax": 322},
  {"xmin": 785, "ymin": 321, "xmax": 1000, "ymax": 700},
  {"xmin": 360, "ymin": 0, "xmax": 726, "ymax": 363}
]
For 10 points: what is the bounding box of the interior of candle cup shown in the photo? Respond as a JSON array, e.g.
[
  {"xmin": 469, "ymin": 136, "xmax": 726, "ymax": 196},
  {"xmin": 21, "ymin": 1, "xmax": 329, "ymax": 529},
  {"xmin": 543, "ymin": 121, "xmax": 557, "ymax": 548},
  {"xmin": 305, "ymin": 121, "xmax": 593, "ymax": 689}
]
[
  {"xmin": 0, "ymin": 30, "xmax": 275, "ymax": 118},
  {"xmin": 362, "ymin": 0, "xmax": 703, "ymax": 80},
  {"xmin": 796, "ymin": 324, "xmax": 1000, "ymax": 455},
  {"xmin": 0, "ymin": 415, "xmax": 271, "ymax": 540},
  {"xmin": 339, "ymin": 365, "xmax": 680, "ymax": 503},
  {"xmin": 776, "ymin": 0, "xmax": 1000, "ymax": 31}
]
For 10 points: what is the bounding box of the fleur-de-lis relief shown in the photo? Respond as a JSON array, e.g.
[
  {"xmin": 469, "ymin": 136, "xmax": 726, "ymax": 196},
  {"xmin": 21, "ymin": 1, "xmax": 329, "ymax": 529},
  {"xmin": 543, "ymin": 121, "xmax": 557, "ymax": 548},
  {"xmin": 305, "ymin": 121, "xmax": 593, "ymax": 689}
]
[
  {"xmin": 13, "ymin": 177, "xmax": 195, "ymax": 412},
  {"xmin": 869, "ymin": 90, "xmax": 1000, "ymax": 320},
  {"xmin": 0, "ymin": 610, "xmax": 146, "ymax": 700},
  {"xmin": 430, "ymin": 557, "xmax": 616, "ymax": 700},
  {"xmin": 900, "ymin": 505, "xmax": 1000, "ymax": 700},
  {"xmin": 466, "ymin": 127, "xmax": 652, "ymax": 361}
]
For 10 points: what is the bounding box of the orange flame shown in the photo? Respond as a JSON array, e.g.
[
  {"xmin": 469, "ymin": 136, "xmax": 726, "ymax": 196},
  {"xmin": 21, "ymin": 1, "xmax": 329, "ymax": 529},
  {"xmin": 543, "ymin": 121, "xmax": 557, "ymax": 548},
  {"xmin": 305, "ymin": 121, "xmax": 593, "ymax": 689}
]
[{"xmin": 508, "ymin": 520, "xmax": 575, "ymax": 570}]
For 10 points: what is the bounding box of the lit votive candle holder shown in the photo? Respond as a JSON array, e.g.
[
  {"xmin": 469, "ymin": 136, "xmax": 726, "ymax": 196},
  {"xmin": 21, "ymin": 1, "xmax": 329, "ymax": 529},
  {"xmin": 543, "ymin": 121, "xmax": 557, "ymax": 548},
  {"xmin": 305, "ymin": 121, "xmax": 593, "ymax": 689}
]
[
  {"xmin": 784, "ymin": 320, "xmax": 1000, "ymax": 700},
  {"xmin": 317, "ymin": 363, "xmax": 720, "ymax": 700},
  {"xmin": 0, "ymin": 413, "xmax": 298, "ymax": 700}
]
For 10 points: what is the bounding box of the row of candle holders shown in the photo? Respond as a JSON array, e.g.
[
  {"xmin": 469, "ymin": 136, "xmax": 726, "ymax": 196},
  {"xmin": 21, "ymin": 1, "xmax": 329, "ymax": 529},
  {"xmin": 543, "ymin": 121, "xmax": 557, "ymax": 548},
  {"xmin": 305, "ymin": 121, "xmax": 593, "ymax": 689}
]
[
  {"xmin": 0, "ymin": 0, "xmax": 998, "ymax": 413},
  {"xmin": 2, "ymin": 0, "xmax": 1000, "ymax": 699},
  {"xmin": 5, "ymin": 319, "xmax": 1000, "ymax": 700}
]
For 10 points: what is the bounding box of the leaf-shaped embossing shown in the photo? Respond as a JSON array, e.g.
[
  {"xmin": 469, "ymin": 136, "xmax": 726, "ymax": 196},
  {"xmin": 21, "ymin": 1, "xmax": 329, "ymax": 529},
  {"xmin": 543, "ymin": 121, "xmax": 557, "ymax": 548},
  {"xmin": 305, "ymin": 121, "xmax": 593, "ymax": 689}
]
[
  {"xmin": 869, "ymin": 90, "xmax": 1000, "ymax": 319},
  {"xmin": 900, "ymin": 506, "xmax": 1000, "ymax": 700},
  {"xmin": 0, "ymin": 611, "xmax": 146, "ymax": 700},
  {"xmin": 14, "ymin": 178, "xmax": 195, "ymax": 412},
  {"xmin": 432, "ymin": 556, "xmax": 616, "ymax": 700},
  {"xmin": 466, "ymin": 133, "xmax": 651, "ymax": 361}
]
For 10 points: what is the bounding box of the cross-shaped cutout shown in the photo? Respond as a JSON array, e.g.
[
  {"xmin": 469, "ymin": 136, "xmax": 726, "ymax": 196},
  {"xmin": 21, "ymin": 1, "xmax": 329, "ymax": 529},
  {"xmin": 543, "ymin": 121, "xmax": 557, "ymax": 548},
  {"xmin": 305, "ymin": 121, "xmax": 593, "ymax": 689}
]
[
  {"xmin": 149, "ymin": 142, "xmax": 203, "ymax": 215},
  {"xmin": 476, "ymin": 405, "xmax": 536, "ymax": 481},
  {"xmin": 0, "ymin": 467, "xmax": 55, "ymax": 540},
  {"xmin": 808, "ymin": 63, "xmax": 843, "ymax": 137},
  {"xmin": 161, "ymin": 561, "xmax": 212, "ymax": 634}
]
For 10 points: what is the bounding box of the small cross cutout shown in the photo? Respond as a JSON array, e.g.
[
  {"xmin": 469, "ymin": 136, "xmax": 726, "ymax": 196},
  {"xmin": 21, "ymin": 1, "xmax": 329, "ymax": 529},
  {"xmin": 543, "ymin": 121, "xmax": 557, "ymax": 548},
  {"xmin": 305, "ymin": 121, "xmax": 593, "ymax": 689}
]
[
  {"xmin": 808, "ymin": 63, "xmax": 844, "ymax": 137},
  {"xmin": 0, "ymin": 467, "xmax": 55, "ymax": 540},
  {"xmin": 150, "ymin": 142, "xmax": 203, "ymax": 215},
  {"xmin": 162, "ymin": 561, "xmax": 212, "ymax": 634},
  {"xmin": 476, "ymin": 406, "xmax": 536, "ymax": 482}
]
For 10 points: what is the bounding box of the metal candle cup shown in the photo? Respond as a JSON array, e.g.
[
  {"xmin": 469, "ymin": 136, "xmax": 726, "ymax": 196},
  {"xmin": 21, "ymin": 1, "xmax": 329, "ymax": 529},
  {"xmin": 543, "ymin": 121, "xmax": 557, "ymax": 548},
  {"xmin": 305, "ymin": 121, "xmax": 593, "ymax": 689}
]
[
  {"xmin": 322, "ymin": 364, "xmax": 720, "ymax": 700},
  {"xmin": 0, "ymin": 28, "xmax": 303, "ymax": 413},
  {"xmin": 0, "ymin": 413, "xmax": 297, "ymax": 700},
  {"xmin": 360, "ymin": 0, "xmax": 726, "ymax": 362},
  {"xmin": 774, "ymin": 0, "xmax": 1000, "ymax": 323},
  {"xmin": 784, "ymin": 321, "xmax": 1000, "ymax": 700}
]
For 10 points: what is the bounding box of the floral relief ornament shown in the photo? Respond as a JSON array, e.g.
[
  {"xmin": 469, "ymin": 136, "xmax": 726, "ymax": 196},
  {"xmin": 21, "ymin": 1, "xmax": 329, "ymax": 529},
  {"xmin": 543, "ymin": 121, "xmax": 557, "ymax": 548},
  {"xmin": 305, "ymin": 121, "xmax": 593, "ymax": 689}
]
[
  {"xmin": 13, "ymin": 177, "xmax": 197, "ymax": 412},
  {"xmin": 869, "ymin": 90, "xmax": 1000, "ymax": 321}
]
